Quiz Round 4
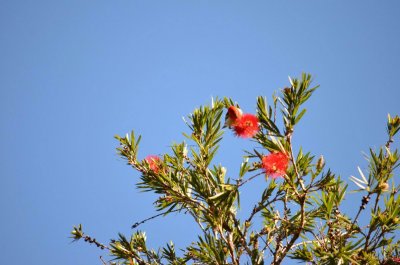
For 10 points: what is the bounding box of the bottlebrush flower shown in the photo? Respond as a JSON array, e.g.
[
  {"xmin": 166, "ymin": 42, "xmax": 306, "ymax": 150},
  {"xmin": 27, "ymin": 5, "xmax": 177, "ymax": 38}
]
[
  {"xmin": 262, "ymin": 152, "xmax": 289, "ymax": 178},
  {"xmin": 392, "ymin": 257, "xmax": 400, "ymax": 263},
  {"xmin": 225, "ymin": 106, "xmax": 243, "ymax": 128},
  {"xmin": 144, "ymin": 155, "xmax": 161, "ymax": 173},
  {"xmin": 232, "ymin": 114, "xmax": 259, "ymax": 138}
]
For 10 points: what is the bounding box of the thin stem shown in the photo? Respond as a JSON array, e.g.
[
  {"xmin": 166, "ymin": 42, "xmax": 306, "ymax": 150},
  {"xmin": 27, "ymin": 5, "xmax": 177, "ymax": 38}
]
[
  {"xmin": 364, "ymin": 192, "xmax": 382, "ymax": 251},
  {"xmin": 270, "ymin": 132, "xmax": 308, "ymax": 264},
  {"xmin": 370, "ymin": 227, "xmax": 387, "ymax": 251},
  {"xmin": 218, "ymin": 226, "xmax": 238, "ymax": 265},
  {"xmin": 373, "ymin": 192, "xmax": 381, "ymax": 214},
  {"xmin": 100, "ymin": 256, "xmax": 108, "ymax": 265},
  {"xmin": 243, "ymin": 193, "xmax": 283, "ymax": 241},
  {"xmin": 287, "ymin": 135, "xmax": 306, "ymax": 192},
  {"xmin": 237, "ymin": 172, "xmax": 264, "ymax": 187},
  {"xmin": 385, "ymin": 135, "xmax": 393, "ymax": 149},
  {"xmin": 189, "ymin": 211, "xmax": 207, "ymax": 234},
  {"xmin": 81, "ymin": 234, "xmax": 110, "ymax": 250},
  {"xmin": 132, "ymin": 209, "xmax": 181, "ymax": 229},
  {"xmin": 349, "ymin": 193, "xmax": 371, "ymax": 235},
  {"xmin": 274, "ymin": 197, "xmax": 307, "ymax": 265},
  {"xmin": 230, "ymin": 212, "xmax": 252, "ymax": 258},
  {"xmin": 259, "ymin": 235, "xmax": 270, "ymax": 253},
  {"xmin": 283, "ymin": 192, "xmax": 289, "ymax": 242}
]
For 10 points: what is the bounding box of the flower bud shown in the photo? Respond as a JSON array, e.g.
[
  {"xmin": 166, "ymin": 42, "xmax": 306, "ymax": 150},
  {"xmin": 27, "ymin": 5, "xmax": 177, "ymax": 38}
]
[
  {"xmin": 379, "ymin": 182, "xmax": 389, "ymax": 192},
  {"xmin": 283, "ymin": 87, "xmax": 291, "ymax": 94},
  {"xmin": 225, "ymin": 106, "xmax": 243, "ymax": 127},
  {"xmin": 220, "ymin": 167, "xmax": 227, "ymax": 177},
  {"xmin": 182, "ymin": 145, "xmax": 188, "ymax": 157},
  {"xmin": 316, "ymin": 155, "xmax": 325, "ymax": 172},
  {"xmin": 261, "ymin": 225, "xmax": 271, "ymax": 234}
]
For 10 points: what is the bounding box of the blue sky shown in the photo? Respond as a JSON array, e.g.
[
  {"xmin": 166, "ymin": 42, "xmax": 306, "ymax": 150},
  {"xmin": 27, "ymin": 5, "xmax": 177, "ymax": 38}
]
[{"xmin": 1, "ymin": 1, "xmax": 399, "ymax": 264}]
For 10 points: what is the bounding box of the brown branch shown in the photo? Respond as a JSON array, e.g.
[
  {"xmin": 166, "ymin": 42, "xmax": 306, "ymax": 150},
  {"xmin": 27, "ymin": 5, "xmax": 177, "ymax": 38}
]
[
  {"xmin": 349, "ymin": 193, "xmax": 371, "ymax": 235},
  {"xmin": 385, "ymin": 135, "xmax": 393, "ymax": 149},
  {"xmin": 364, "ymin": 192, "xmax": 383, "ymax": 251},
  {"xmin": 218, "ymin": 226, "xmax": 238, "ymax": 265},
  {"xmin": 272, "ymin": 195, "xmax": 307, "ymax": 265},
  {"xmin": 82, "ymin": 234, "xmax": 109, "ymax": 250},
  {"xmin": 230, "ymin": 212, "xmax": 252, "ymax": 258}
]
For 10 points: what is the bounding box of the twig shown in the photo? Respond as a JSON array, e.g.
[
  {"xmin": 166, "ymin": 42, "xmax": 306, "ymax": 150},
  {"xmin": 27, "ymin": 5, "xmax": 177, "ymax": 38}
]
[
  {"xmin": 188, "ymin": 211, "xmax": 207, "ymax": 233},
  {"xmin": 100, "ymin": 256, "xmax": 108, "ymax": 265},
  {"xmin": 82, "ymin": 234, "xmax": 109, "ymax": 250},
  {"xmin": 243, "ymin": 193, "xmax": 282, "ymax": 241},
  {"xmin": 259, "ymin": 235, "xmax": 273, "ymax": 255},
  {"xmin": 218, "ymin": 226, "xmax": 238, "ymax": 265},
  {"xmin": 237, "ymin": 172, "xmax": 264, "ymax": 187},
  {"xmin": 364, "ymin": 192, "xmax": 383, "ymax": 251},
  {"xmin": 385, "ymin": 136, "xmax": 393, "ymax": 149},
  {"xmin": 132, "ymin": 209, "xmax": 180, "ymax": 229},
  {"xmin": 272, "ymin": 193, "xmax": 307, "ymax": 265},
  {"xmin": 230, "ymin": 212, "xmax": 252, "ymax": 257},
  {"xmin": 287, "ymin": 135, "xmax": 306, "ymax": 192},
  {"xmin": 349, "ymin": 193, "xmax": 371, "ymax": 231},
  {"xmin": 283, "ymin": 192, "xmax": 289, "ymax": 243}
]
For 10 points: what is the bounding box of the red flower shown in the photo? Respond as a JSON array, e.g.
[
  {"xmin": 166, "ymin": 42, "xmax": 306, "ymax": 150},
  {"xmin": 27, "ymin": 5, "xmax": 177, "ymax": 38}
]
[
  {"xmin": 262, "ymin": 152, "xmax": 289, "ymax": 178},
  {"xmin": 392, "ymin": 257, "xmax": 400, "ymax": 263},
  {"xmin": 232, "ymin": 114, "xmax": 259, "ymax": 138},
  {"xmin": 225, "ymin": 106, "xmax": 243, "ymax": 127},
  {"xmin": 144, "ymin": 155, "xmax": 161, "ymax": 173}
]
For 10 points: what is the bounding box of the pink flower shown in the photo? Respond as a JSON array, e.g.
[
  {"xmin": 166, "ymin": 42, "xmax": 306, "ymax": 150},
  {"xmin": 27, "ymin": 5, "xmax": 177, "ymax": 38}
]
[
  {"xmin": 232, "ymin": 114, "xmax": 259, "ymax": 138},
  {"xmin": 262, "ymin": 152, "xmax": 289, "ymax": 178},
  {"xmin": 144, "ymin": 155, "xmax": 161, "ymax": 173},
  {"xmin": 225, "ymin": 106, "xmax": 243, "ymax": 128}
]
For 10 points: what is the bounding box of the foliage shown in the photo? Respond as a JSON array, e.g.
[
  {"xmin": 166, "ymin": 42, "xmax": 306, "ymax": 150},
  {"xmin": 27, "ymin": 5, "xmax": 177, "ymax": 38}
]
[{"xmin": 71, "ymin": 74, "xmax": 400, "ymax": 264}]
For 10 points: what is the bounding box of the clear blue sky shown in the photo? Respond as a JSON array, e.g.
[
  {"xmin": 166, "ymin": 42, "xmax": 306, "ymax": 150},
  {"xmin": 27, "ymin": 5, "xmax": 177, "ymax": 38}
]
[{"xmin": 1, "ymin": 1, "xmax": 399, "ymax": 264}]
